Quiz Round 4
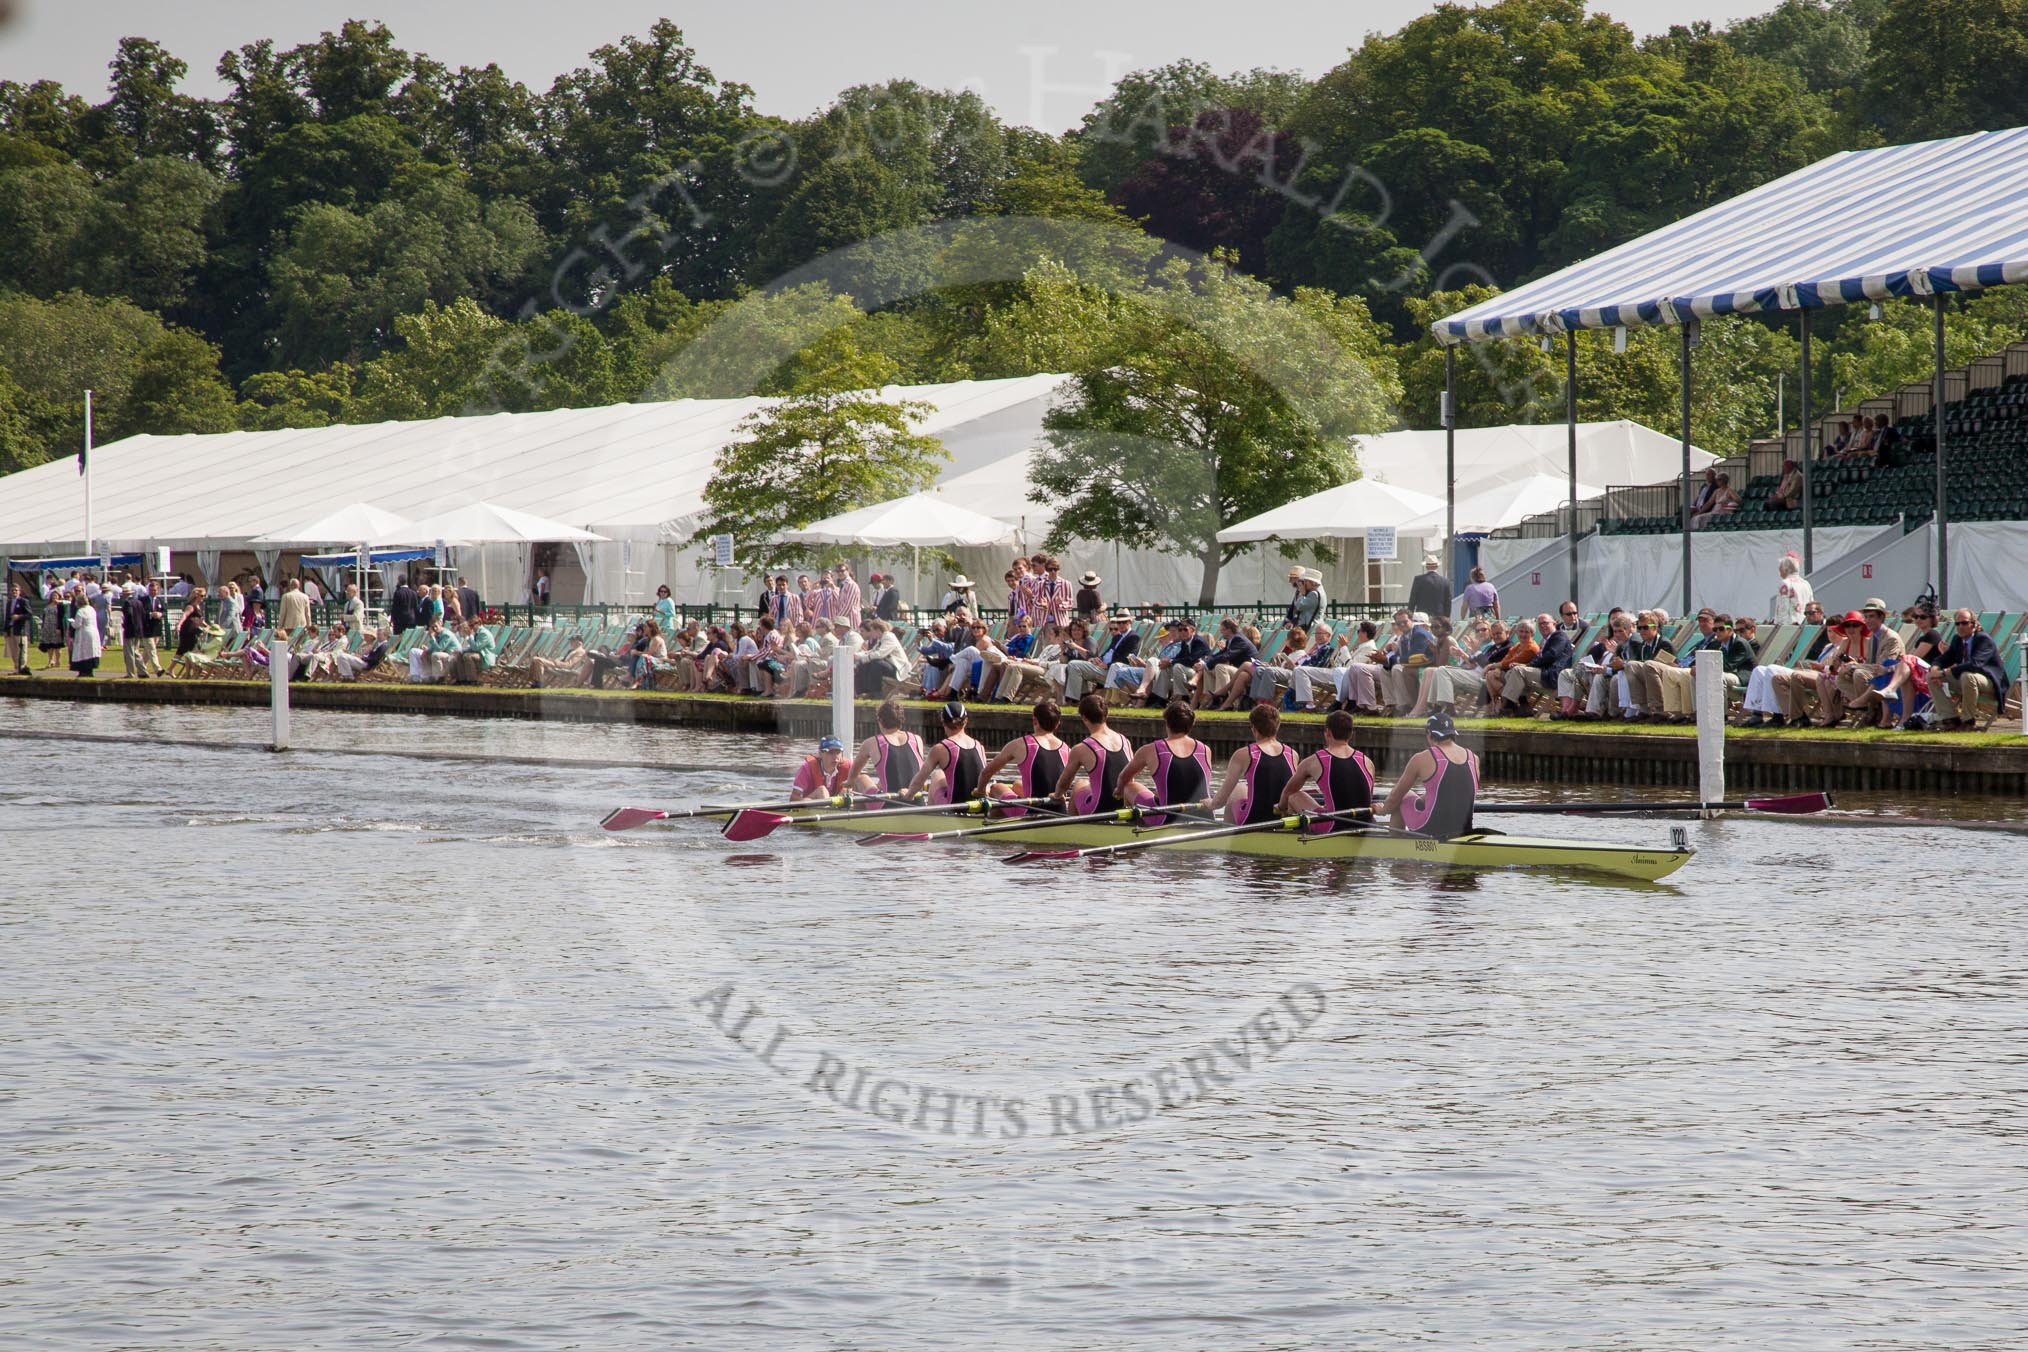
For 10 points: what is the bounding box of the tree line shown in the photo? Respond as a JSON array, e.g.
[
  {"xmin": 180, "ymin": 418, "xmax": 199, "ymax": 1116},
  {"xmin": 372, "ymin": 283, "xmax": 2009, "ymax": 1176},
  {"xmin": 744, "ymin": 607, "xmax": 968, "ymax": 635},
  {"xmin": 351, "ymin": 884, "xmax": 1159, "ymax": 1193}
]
[{"xmin": 4, "ymin": 0, "xmax": 2027, "ymax": 588}]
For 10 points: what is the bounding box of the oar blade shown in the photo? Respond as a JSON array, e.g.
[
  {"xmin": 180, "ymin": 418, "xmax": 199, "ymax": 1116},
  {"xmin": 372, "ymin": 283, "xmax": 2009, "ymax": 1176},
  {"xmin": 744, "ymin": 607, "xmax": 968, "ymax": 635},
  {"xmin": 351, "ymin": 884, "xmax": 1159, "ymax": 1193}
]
[
  {"xmin": 857, "ymin": 832, "xmax": 931, "ymax": 847},
  {"xmin": 1744, "ymin": 791, "xmax": 1834, "ymax": 815},
  {"xmin": 600, "ymin": 806, "xmax": 668, "ymax": 833},
  {"xmin": 721, "ymin": 809, "xmax": 790, "ymax": 842},
  {"xmin": 1003, "ymin": 849, "xmax": 1081, "ymax": 866}
]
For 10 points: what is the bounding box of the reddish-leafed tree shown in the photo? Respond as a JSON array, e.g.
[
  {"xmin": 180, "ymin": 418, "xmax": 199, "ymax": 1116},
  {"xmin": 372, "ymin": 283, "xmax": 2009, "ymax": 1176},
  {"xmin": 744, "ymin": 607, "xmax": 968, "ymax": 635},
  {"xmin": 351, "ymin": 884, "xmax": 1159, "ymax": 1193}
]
[{"xmin": 1112, "ymin": 107, "xmax": 1300, "ymax": 276}]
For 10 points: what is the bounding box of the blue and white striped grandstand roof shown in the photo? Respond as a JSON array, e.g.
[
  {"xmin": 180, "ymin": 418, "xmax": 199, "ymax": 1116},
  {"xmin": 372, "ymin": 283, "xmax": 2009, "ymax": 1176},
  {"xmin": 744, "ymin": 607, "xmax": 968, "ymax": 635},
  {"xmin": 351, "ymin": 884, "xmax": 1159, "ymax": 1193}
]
[{"xmin": 1434, "ymin": 126, "xmax": 2028, "ymax": 346}]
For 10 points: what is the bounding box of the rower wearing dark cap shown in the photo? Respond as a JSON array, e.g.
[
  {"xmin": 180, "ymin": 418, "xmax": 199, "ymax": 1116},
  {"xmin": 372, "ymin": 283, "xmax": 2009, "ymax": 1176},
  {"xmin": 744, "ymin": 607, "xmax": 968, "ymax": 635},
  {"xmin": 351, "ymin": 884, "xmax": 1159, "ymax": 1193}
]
[
  {"xmin": 1381, "ymin": 712, "xmax": 1479, "ymax": 839},
  {"xmin": 904, "ymin": 700, "xmax": 987, "ymax": 806}
]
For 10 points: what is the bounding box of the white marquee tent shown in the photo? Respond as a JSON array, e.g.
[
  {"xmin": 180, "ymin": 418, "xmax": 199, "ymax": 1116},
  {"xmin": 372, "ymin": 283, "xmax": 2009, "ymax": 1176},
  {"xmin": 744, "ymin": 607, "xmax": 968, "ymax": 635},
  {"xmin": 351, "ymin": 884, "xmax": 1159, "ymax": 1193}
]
[
  {"xmin": 0, "ymin": 368, "xmax": 1721, "ymax": 607},
  {"xmin": 0, "ymin": 376, "xmax": 1064, "ymax": 605}
]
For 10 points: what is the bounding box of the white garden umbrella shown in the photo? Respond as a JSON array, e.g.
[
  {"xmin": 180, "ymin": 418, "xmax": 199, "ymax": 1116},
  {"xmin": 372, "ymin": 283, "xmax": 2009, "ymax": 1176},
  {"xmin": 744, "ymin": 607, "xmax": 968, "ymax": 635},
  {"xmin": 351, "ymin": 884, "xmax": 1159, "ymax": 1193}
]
[
  {"xmin": 781, "ymin": 491, "xmax": 1019, "ymax": 605},
  {"xmin": 1215, "ymin": 478, "xmax": 1447, "ymax": 543},
  {"xmin": 253, "ymin": 502, "xmax": 420, "ymax": 611},
  {"xmin": 400, "ymin": 502, "xmax": 607, "ymax": 608}
]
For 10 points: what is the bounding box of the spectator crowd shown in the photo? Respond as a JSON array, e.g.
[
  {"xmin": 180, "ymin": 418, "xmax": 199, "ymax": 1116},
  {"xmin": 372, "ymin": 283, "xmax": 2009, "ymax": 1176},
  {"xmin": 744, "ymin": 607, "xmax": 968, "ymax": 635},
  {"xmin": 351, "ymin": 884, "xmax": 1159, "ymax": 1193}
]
[{"xmin": 4, "ymin": 550, "xmax": 2013, "ymax": 733}]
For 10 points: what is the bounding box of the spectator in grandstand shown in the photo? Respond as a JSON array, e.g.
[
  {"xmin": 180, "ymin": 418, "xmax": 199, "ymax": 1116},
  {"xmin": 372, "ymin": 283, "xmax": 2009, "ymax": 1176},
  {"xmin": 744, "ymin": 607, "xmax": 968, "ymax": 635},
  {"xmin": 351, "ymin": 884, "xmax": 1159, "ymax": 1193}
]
[
  {"xmin": 1830, "ymin": 598, "xmax": 1905, "ymax": 725},
  {"xmin": 456, "ymin": 577, "xmax": 482, "ymax": 623},
  {"xmin": 1137, "ymin": 617, "xmax": 1211, "ymax": 705},
  {"xmin": 1853, "ymin": 601, "xmax": 1942, "ymax": 727},
  {"xmin": 1560, "ymin": 611, "xmax": 1634, "ymax": 719},
  {"xmin": 1075, "ymin": 571, "xmax": 1104, "ymax": 621},
  {"xmin": 855, "ymin": 618, "xmax": 912, "ymax": 697},
  {"xmin": 1498, "ymin": 612, "xmax": 1572, "ymax": 715},
  {"xmin": 1742, "ymin": 601, "xmax": 1829, "ymax": 726},
  {"xmin": 1770, "ymin": 459, "xmax": 1804, "ymax": 511},
  {"xmin": 1194, "ymin": 618, "xmax": 1259, "ymax": 709},
  {"xmin": 1689, "ymin": 474, "xmax": 1739, "ymax": 530},
  {"xmin": 1064, "ymin": 613, "xmax": 1139, "ymax": 703},
  {"xmin": 1627, "ymin": 609, "xmax": 1714, "ymax": 720},
  {"xmin": 1381, "ymin": 612, "xmax": 1440, "ymax": 715},
  {"xmin": 1930, "ymin": 609, "xmax": 2009, "ymax": 729},
  {"xmin": 1688, "ymin": 466, "xmax": 1720, "ymax": 517},
  {"xmin": 1251, "ymin": 623, "xmax": 1331, "ymax": 707},
  {"xmin": 1291, "ymin": 619, "xmax": 1380, "ymax": 713},
  {"xmin": 1711, "ymin": 614, "xmax": 1758, "ymax": 697},
  {"xmin": 529, "ymin": 635, "xmax": 591, "ymax": 688},
  {"xmin": 1824, "ymin": 421, "xmax": 1853, "ymax": 457},
  {"xmin": 173, "ymin": 587, "xmax": 211, "ymax": 665}
]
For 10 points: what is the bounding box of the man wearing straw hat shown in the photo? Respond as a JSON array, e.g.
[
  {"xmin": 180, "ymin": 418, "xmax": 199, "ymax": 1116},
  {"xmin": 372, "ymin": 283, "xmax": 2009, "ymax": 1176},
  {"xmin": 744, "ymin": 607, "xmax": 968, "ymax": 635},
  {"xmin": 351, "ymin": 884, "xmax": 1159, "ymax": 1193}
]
[{"xmin": 1408, "ymin": 553, "xmax": 1451, "ymax": 620}]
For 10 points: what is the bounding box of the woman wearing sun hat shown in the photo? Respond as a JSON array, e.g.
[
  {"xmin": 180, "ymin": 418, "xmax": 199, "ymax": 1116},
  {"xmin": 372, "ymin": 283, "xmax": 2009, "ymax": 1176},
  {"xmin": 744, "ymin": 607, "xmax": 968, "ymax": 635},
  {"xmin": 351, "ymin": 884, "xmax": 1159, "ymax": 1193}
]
[{"xmin": 940, "ymin": 575, "xmax": 976, "ymax": 613}]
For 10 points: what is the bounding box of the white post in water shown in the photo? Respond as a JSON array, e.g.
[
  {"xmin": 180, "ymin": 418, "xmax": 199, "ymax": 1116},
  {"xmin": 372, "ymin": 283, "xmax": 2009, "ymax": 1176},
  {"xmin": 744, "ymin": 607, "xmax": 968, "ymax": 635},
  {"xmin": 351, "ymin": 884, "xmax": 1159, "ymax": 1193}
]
[
  {"xmin": 831, "ymin": 631, "xmax": 859, "ymax": 750},
  {"xmin": 270, "ymin": 630, "xmax": 290, "ymax": 751},
  {"xmin": 1693, "ymin": 648, "xmax": 1724, "ymax": 812},
  {"xmin": 2018, "ymin": 634, "xmax": 2027, "ymax": 737}
]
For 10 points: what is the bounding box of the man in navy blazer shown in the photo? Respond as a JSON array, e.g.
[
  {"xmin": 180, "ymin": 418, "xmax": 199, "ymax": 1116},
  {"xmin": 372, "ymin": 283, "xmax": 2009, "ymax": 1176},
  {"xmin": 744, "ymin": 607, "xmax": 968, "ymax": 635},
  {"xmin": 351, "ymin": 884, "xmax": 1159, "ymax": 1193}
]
[{"xmin": 1931, "ymin": 608, "xmax": 2009, "ymax": 728}]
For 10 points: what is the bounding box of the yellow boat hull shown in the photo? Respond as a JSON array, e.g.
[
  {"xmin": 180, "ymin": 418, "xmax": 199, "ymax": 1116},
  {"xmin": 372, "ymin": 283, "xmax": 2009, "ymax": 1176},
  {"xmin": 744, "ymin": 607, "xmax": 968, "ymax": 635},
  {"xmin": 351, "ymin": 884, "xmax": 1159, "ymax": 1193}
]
[{"xmin": 717, "ymin": 807, "xmax": 1692, "ymax": 882}]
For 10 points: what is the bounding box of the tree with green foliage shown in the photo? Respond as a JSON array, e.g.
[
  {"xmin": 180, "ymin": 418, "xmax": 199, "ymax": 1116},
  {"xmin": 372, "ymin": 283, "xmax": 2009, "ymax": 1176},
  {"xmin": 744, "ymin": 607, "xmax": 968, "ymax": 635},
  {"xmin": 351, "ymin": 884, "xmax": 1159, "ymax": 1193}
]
[
  {"xmin": 1031, "ymin": 256, "xmax": 1399, "ymax": 604},
  {"xmin": 1074, "ymin": 60, "xmax": 1307, "ymax": 198},
  {"xmin": 1859, "ymin": 0, "xmax": 2028, "ymax": 141},
  {"xmin": 267, "ymin": 175, "xmax": 544, "ymax": 366},
  {"xmin": 0, "ymin": 291, "xmax": 237, "ymax": 463},
  {"xmin": 692, "ymin": 346, "xmax": 948, "ymax": 570}
]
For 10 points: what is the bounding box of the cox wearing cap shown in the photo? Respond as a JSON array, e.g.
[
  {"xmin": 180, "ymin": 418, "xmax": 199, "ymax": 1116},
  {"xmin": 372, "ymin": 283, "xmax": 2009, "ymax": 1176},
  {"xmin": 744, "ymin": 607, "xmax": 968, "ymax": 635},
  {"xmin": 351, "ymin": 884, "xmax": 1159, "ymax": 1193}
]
[{"xmin": 792, "ymin": 734, "xmax": 852, "ymax": 801}]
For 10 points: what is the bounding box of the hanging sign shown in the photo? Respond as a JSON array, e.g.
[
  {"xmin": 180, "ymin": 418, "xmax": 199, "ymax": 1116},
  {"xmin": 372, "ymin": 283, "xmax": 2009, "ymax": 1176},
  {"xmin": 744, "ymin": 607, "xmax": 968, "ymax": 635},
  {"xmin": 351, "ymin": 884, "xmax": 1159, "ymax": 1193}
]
[
  {"xmin": 433, "ymin": 539, "xmax": 449, "ymax": 569},
  {"xmin": 712, "ymin": 534, "xmax": 735, "ymax": 568},
  {"xmin": 622, "ymin": 538, "xmax": 633, "ymax": 570},
  {"xmin": 1365, "ymin": 527, "xmax": 1397, "ymax": 561},
  {"xmin": 156, "ymin": 547, "xmax": 171, "ymax": 574}
]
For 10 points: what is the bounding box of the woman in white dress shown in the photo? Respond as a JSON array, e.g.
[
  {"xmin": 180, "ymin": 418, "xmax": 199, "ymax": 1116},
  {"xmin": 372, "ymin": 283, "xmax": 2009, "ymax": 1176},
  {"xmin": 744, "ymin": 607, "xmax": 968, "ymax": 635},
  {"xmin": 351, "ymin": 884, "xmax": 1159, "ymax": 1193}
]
[{"xmin": 68, "ymin": 586, "xmax": 103, "ymax": 677}]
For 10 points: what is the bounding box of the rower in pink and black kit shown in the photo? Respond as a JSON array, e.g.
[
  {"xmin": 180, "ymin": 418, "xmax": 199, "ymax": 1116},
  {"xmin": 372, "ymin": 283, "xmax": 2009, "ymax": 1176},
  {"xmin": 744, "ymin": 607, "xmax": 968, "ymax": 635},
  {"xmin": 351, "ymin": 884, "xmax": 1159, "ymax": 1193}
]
[
  {"xmin": 996, "ymin": 733, "xmax": 1064, "ymax": 818},
  {"xmin": 1135, "ymin": 737, "xmax": 1211, "ymax": 825},
  {"xmin": 1071, "ymin": 731, "xmax": 1133, "ymax": 814},
  {"xmin": 1117, "ymin": 702, "xmax": 1213, "ymax": 826},
  {"xmin": 1233, "ymin": 740, "xmax": 1298, "ymax": 826},
  {"xmin": 1390, "ymin": 711, "xmax": 1480, "ymax": 839},
  {"xmin": 1307, "ymin": 748, "xmax": 1375, "ymax": 833}
]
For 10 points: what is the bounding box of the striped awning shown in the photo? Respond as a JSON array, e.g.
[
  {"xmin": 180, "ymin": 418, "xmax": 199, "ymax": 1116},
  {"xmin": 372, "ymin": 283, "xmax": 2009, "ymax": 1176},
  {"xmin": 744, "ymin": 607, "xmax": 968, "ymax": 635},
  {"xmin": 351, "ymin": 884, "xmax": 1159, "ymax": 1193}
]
[{"xmin": 1434, "ymin": 125, "xmax": 2028, "ymax": 346}]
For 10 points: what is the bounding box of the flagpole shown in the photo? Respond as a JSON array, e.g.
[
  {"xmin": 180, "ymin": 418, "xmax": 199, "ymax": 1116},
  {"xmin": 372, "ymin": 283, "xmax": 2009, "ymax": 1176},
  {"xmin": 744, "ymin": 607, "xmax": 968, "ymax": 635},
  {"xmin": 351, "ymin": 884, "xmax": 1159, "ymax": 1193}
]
[{"xmin": 83, "ymin": 388, "xmax": 94, "ymax": 560}]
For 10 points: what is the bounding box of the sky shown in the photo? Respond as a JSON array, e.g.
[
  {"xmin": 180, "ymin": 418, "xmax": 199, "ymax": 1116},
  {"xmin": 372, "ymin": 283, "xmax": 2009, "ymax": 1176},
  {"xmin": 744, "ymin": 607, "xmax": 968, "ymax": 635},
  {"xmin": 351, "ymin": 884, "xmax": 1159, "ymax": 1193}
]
[{"xmin": 2, "ymin": 0, "xmax": 1778, "ymax": 133}]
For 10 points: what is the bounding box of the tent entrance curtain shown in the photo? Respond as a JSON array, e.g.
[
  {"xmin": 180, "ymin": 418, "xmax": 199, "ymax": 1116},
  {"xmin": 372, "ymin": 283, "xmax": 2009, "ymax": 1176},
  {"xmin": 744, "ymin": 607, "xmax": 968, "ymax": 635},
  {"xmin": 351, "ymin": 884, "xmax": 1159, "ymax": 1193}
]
[
  {"xmin": 196, "ymin": 550, "xmax": 222, "ymax": 587},
  {"xmin": 571, "ymin": 541, "xmax": 597, "ymax": 604},
  {"xmin": 252, "ymin": 547, "xmax": 283, "ymax": 589}
]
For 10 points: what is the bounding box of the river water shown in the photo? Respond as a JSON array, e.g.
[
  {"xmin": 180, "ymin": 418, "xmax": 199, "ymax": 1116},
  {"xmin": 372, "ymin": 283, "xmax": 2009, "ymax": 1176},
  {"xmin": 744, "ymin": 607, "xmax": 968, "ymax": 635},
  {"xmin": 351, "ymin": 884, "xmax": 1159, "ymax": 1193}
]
[{"xmin": 4, "ymin": 698, "xmax": 2025, "ymax": 1350}]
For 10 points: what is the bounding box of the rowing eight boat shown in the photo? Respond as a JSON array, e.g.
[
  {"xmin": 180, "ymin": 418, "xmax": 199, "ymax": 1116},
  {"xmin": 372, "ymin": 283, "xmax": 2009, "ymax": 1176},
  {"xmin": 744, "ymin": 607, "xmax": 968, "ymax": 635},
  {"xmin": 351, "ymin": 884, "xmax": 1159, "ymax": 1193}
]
[{"xmin": 693, "ymin": 805, "xmax": 1691, "ymax": 881}]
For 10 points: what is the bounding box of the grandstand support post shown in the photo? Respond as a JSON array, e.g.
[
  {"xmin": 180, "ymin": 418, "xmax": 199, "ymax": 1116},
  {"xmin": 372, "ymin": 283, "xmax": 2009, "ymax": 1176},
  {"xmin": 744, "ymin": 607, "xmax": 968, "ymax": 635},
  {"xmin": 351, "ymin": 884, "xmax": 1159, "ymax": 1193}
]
[
  {"xmin": 1679, "ymin": 324, "xmax": 1694, "ymax": 618},
  {"xmin": 1799, "ymin": 317, "xmax": 1814, "ymax": 572},
  {"xmin": 1694, "ymin": 648, "xmax": 1724, "ymax": 812},
  {"xmin": 1933, "ymin": 293, "xmax": 1950, "ymax": 609},
  {"xmin": 1443, "ymin": 346, "xmax": 1457, "ymax": 587},
  {"xmin": 1565, "ymin": 331, "xmax": 1579, "ymax": 608},
  {"xmin": 270, "ymin": 629, "xmax": 289, "ymax": 752},
  {"xmin": 831, "ymin": 632, "xmax": 859, "ymax": 750}
]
